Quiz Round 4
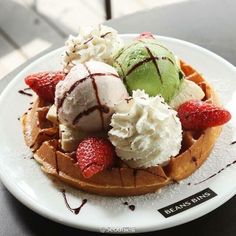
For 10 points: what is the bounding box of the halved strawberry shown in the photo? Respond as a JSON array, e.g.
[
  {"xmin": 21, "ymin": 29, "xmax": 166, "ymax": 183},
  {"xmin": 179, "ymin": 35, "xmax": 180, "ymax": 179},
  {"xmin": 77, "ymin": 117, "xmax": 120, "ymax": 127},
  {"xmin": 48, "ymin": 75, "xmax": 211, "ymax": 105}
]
[
  {"xmin": 177, "ymin": 100, "xmax": 231, "ymax": 130},
  {"xmin": 25, "ymin": 71, "xmax": 65, "ymax": 103},
  {"xmin": 137, "ymin": 32, "xmax": 155, "ymax": 39},
  {"xmin": 76, "ymin": 137, "xmax": 116, "ymax": 178}
]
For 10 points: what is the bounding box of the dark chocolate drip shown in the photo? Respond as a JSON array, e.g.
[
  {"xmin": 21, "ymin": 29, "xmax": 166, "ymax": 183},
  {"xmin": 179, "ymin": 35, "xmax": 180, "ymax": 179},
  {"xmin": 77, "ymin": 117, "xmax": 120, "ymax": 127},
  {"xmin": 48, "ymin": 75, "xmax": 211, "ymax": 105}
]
[
  {"xmin": 188, "ymin": 160, "xmax": 236, "ymax": 186},
  {"xmin": 145, "ymin": 46, "xmax": 162, "ymax": 83},
  {"xmin": 61, "ymin": 189, "xmax": 87, "ymax": 215},
  {"xmin": 230, "ymin": 141, "xmax": 236, "ymax": 145},
  {"xmin": 18, "ymin": 90, "xmax": 32, "ymax": 97},
  {"xmin": 84, "ymin": 63, "xmax": 106, "ymax": 130},
  {"xmin": 57, "ymin": 72, "xmax": 119, "ymax": 110},
  {"xmin": 126, "ymin": 56, "xmax": 175, "ymax": 77},
  {"xmin": 72, "ymin": 105, "xmax": 109, "ymax": 125}
]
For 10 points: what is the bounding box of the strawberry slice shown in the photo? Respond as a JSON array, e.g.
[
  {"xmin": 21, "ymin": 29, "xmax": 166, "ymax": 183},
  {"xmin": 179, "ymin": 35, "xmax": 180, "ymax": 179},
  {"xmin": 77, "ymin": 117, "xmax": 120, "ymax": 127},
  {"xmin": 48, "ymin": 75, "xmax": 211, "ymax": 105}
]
[
  {"xmin": 25, "ymin": 71, "xmax": 65, "ymax": 103},
  {"xmin": 76, "ymin": 137, "xmax": 116, "ymax": 178},
  {"xmin": 177, "ymin": 100, "xmax": 231, "ymax": 130}
]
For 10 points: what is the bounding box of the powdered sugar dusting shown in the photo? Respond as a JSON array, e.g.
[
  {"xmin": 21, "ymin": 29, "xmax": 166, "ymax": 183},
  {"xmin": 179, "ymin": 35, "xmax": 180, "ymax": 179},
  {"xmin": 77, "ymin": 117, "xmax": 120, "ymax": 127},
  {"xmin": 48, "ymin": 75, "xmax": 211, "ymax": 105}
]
[{"xmin": 49, "ymin": 122, "xmax": 236, "ymax": 212}]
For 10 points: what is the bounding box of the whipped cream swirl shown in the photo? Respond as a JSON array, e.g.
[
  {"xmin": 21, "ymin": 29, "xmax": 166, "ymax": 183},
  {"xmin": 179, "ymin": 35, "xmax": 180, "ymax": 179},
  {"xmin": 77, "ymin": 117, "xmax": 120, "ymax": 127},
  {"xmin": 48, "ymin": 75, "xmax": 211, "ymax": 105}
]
[
  {"xmin": 62, "ymin": 25, "xmax": 123, "ymax": 73},
  {"xmin": 109, "ymin": 90, "xmax": 183, "ymax": 168}
]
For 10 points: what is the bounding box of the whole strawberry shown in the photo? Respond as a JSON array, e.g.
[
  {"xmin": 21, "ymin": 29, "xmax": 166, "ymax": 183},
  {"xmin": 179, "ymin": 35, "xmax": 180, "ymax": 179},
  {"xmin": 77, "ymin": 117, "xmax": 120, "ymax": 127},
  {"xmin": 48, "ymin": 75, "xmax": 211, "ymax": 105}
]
[
  {"xmin": 25, "ymin": 71, "xmax": 65, "ymax": 103},
  {"xmin": 76, "ymin": 137, "xmax": 116, "ymax": 178},
  {"xmin": 178, "ymin": 100, "xmax": 231, "ymax": 130}
]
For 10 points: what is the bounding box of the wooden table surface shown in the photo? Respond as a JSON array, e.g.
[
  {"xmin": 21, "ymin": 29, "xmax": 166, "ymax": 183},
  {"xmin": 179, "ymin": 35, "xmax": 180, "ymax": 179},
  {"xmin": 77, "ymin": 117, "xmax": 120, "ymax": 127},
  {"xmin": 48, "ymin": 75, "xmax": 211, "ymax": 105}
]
[{"xmin": 0, "ymin": 0, "xmax": 235, "ymax": 235}]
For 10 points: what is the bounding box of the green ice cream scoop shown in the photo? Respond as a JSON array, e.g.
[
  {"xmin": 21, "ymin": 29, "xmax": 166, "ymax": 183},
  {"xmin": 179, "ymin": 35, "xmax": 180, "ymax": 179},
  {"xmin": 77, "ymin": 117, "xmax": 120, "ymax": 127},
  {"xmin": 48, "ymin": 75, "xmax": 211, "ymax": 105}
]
[{"xmin": 113, "ymin": 37, "xmax": 184, "ymax": 102}]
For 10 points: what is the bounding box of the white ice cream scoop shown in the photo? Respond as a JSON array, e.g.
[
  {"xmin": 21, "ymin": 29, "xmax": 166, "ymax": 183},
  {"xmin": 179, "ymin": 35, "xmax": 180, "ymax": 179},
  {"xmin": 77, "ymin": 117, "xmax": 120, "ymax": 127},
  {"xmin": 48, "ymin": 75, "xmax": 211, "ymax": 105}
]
[{"xmin": 55, "ymin": 61, "xmax": 129, "ymax": 132}]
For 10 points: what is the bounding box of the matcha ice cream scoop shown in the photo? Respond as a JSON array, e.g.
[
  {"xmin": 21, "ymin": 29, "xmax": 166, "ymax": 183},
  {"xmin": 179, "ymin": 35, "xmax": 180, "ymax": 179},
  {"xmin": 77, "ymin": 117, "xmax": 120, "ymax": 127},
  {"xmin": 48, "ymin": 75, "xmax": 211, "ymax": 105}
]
[{"xmin": 113, "ymin": 34, "xmax": 183, "ymax": 102}]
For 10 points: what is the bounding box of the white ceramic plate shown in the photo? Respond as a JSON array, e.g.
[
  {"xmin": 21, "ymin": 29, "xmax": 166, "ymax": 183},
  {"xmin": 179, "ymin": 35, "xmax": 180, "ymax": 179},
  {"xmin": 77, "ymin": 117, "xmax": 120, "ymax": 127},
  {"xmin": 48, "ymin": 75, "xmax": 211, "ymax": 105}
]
[{"xmin": 0, "ymin": 35, "xmax": 236, "ymax": 233}]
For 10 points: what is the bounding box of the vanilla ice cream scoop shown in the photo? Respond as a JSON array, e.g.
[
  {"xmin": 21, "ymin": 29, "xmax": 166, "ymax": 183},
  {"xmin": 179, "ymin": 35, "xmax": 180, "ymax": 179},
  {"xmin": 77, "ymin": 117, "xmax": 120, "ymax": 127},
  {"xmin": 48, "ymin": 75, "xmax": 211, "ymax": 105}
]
[
  {"xmin": 55, "ymin": 61, "xmax": 129, "ymax": 132},
  {"xmin": 109, "ymin": 90, "xmax": 182, "ymax": 168}
]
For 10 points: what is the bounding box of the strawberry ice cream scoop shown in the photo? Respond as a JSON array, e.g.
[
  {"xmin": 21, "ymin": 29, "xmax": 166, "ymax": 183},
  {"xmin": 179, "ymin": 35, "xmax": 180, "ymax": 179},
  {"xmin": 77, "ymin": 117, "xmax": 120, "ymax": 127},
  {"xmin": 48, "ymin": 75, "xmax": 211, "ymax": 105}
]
[{"xmin": 55, "ymin": 61, "xmax": 129, "ymax": 132}]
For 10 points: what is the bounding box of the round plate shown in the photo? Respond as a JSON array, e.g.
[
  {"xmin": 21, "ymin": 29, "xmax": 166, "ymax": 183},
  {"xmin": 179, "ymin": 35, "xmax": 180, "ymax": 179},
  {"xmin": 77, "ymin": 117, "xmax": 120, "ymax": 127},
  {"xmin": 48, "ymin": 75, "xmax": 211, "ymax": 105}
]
[{"xmin": 0, "ymin": 35, "xmax": 235, "ymax": 233}]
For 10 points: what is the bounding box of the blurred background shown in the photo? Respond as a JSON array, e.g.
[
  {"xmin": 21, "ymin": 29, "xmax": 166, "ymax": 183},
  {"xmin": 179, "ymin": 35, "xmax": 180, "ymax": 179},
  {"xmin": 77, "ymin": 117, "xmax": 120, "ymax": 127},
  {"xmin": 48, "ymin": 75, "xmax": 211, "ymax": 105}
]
[{"xmin": 0, "ymin": 0, "xmax": 186, "ymax": 79}]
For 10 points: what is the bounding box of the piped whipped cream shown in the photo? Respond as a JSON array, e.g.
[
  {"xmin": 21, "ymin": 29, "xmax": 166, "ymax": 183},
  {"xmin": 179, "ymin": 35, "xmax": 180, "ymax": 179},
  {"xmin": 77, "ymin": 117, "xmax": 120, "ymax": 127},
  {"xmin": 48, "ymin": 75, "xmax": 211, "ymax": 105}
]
[
  {"xmin": 63, "ymin": 25, "xmax": 123, "ymax": 73},
  {"xmin": 109, "ymin": 90, "xmax": 183, "ymax": 168}
]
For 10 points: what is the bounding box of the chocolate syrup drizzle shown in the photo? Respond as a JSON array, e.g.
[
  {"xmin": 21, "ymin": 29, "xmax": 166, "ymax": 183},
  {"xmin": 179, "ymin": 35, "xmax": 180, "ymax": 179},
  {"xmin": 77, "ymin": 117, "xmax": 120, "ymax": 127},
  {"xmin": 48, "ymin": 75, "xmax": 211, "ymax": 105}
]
[
  {"xmin": 145, "ymin": 46, "xmax": 162, "ymax": 83},
  {"xmin": 83, "ymin": 63, "xmax": 107, "ymax": 130},
  {"xmin": 188, "ymin": 159, "xmax": 236, "ymax": 186},
  {"xmin": 57, "ymin": 72, "xmax": 119, "ymax": 110},
  {"xmin": 230, "ymin": 141, "xmax": 236, "ymax": 145},
  {"xmin": 115, "ymin": 40, "xmax": 175, "ymax": 87},
  {"xmin": 82, "ymin": 31, "xmax": 111, "ymax": 45},
  {"xmin": 126, "ymin": 56, "xmax": 174, "ymax": 77},
  {"xmin": 72, "ymin": 105, "xmax": 108, "ymax": 125},
  {"xmin": 101, "ymin": 31, "xmax": 112, "ymax": 38},
  {"xmin": 61, "ymin": 189, "xmax": 87, "ymax": 215}
]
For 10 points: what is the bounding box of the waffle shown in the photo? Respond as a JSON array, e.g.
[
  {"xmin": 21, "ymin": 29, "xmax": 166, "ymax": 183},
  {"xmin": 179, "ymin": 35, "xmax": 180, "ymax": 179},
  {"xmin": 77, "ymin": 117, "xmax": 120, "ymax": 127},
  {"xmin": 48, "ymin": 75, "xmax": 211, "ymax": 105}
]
[{"xmin": 21, "ymin": 61, "xmax": 222, "ymax": 196}]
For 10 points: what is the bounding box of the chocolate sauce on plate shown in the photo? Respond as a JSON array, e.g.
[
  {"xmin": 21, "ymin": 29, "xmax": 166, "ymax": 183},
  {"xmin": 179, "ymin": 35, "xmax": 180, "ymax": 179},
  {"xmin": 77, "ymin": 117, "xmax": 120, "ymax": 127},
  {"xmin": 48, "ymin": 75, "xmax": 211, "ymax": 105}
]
[
  {"xmin": 18, "ymin": 90, "xmax": 32, "ymax": 97},
  {"xmin": 129, "ymin": 205, "xmax": 135, "ymax": 211},
  {"xmin": 188, "ymin": 159, "xmax": 236, "ymax": 186},
  {"xmin": 61, "ymin": 189, "xmax": 87, "ymax": 215},
  {"xmin": 123, "ymin": 202, "xmax": 136, "ymax": 211}
]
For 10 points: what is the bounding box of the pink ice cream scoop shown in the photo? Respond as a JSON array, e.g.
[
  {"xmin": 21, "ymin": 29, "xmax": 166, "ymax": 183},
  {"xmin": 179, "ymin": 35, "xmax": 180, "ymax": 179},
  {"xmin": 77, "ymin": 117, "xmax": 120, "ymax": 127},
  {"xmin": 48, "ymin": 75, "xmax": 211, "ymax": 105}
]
[{"xmin": 55, "ymin": 61, "xmax": 129, "ymax": 132}]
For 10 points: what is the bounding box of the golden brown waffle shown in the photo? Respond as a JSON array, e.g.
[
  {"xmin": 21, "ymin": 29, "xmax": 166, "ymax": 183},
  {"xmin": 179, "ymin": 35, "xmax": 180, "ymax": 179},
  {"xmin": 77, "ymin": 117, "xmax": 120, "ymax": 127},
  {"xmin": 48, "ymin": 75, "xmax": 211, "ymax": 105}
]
[{"xmin": 22, "ymin": 61, "xmax": 222, "ymax": 196}]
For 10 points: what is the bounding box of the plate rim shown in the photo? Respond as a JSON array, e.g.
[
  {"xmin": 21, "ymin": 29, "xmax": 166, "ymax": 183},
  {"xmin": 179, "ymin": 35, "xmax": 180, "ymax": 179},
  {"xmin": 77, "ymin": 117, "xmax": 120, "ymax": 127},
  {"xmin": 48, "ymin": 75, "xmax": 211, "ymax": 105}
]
[{"xmin": 0, "ymin": 34, "xmax": 235, "ymax": 233}]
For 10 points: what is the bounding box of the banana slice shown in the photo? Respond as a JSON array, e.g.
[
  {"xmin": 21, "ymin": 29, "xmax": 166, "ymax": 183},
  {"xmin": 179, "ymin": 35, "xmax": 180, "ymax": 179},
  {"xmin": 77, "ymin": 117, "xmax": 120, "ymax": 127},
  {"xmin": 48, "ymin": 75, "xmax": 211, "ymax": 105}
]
[
  {"xmin": 59, "ymin": 124, "xmax": 87, "ymax": 152},
  {"xmin": 46, "ymin": 105, "xmax": 58, "ymax": 124},
  {"xmin": 170, "ymin": 79, "xmax": 205, "ymax": 109}
]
